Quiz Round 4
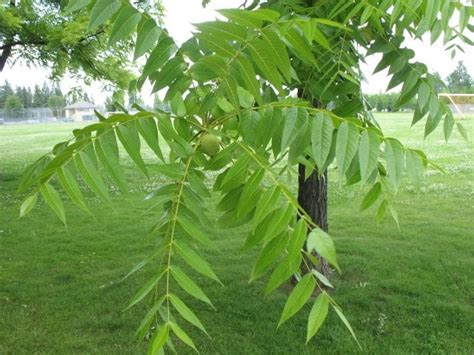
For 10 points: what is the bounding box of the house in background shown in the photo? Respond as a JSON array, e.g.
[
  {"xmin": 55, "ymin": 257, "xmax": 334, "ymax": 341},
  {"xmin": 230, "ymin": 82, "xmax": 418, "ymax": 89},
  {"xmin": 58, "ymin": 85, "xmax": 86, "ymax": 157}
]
[{"xmin": 65, "ymin": 101, "xmax": 96, "ymax": 122}]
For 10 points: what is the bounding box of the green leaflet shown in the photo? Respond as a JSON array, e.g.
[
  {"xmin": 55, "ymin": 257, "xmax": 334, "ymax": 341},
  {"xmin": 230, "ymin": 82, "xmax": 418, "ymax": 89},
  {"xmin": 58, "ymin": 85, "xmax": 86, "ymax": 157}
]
[
  {"xmin": 151, "ymin": 57, "xmax": 187, "ymax": 93},
  {"xmin": 19, "ymin": 193, "xmax": 38, "ymax": 218},
  {"xmin": 124, "ymin": 268, "xmax": 166, "ymax": 311},
  {"xmin": 75, "ymin": 152, "xmax": 110, "ymax": 202},
  {"xmin": 134, "ymin": 16, "xmax": 161, "ymax": 60},
  {"xmin": 170, "ymin": 266, "xmax": 213, "ymax": 307},
  {"xmin": 174, "ymin": 241, "xmax": 222, "ymax": 284},
  {"xmin": 248, "ymin": 38, "xmax": 283, "ymax": 93},
  {"xmin": 137, "ymin": 116, "xmax": 164, "ymax": 161},
  {"xmin": 108, "ymin": 4, "xmax": 141, "ymax": 45},
  {"xmin": 218, "ymin": 8, "xmax": 280, "ymax": 28},
  {"xmin": 278, "ymin": 273, "xmax": 315, "ymax": 327},
  {"xmin": 251, "ymin": 233, "xmax": 289, "ymax": 281},
  {"xmin": 284, "ymin": 26, "xmax": 318, "ymax": 66},
  {"xmin": 57, "ymin": 167, "xmax": 89, "ymax": 213},
  {"xmin": 336, "ymin": 122, "xmax": 359, "ymax": 178},
  {"xmin": 311, "ymin": 112, "xmax": 334, "ymax": 171},
  {"xmin": 148, "ymin": 323, "xmax": 169, "ymax": 355},
  {"xmin": 288, "ymin": 219, "xmax": 307, "ymax": 257},
  {"xmin": 142, "ymin": 36, "xmax": 177, "ymax": 78},
  {"xmin": 169, "ymin": 322, "xmax": 197, "ymax": 351},
  {"xmin": 332, "ymin": 304, "xmax": 362, "ymax": 349},
  {"xmin": 237, "ymin": 168, "xmax": 265, "ymax": 217},
  {"xmin": 261, "ymin": 28, "xmax": 292, "ymax": 82},
  {"xmin": 94, "ymin": 135, "xmax": 128, "ymax": 193},
  {"xmin": 169, "ymin": 294, "xmax": 208, "ymax": 335},
  {"xmin": 253, "ymin": 186, "xmax": 281, "ymax": 227},
  {"xmin": 64, "ymin": 0, "xmax": 90, "ymax": 13},
  {"xmin": 306, "ymin": 293, "xmax": 329, "ymax": 343},
  {"xmin": 307, "ymin": 229, "xmax": 341, "ymax": 273},
  {"xmin": 265, "ymin": 254, "xmax": 302, "ymax": 296},
  {"xmin": 89, "ymin": 0, "xmax": 121, "ymax": 30},
  {"xmin": 384, "ymin": 138, "xmax": 405, "ymax": 189},
  {"xmin": 196, "ymin": 21, "xmax": 247, "ymax": 42},
  {"xmin": 116, "ymin": 121, "xmax": 148, "ymax": 177},
  {"xmin": 236, "ymin": 55, "xmax": 263, "ymax": 105},
  {"xmin": 135, "ymin": 296, "xmax": 165, "ymax": 340},
  {"xmin": 40, "ymin": 183, "xmax": 66, "ymax": 225},
  {"xmin": 359, "ymin": 182, "xmax": 382, "ymax": 211},
  {"xmin": 177, "ymin": 216, "xmax": 214, "ymax": 249},
  {"xmin": 358, "ymin": 128, "xmax": 380, "ymax": 182},
  {"xmin": 281, "ymin": 107, "xmax": 298, "ymax": 152}
]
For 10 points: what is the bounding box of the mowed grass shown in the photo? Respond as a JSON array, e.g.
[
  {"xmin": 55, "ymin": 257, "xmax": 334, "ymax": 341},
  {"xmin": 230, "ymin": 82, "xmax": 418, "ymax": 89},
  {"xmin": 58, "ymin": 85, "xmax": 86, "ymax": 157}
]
[{"xmin": 1, "ymin": 114, "xmax": 473, "ymax": 354}]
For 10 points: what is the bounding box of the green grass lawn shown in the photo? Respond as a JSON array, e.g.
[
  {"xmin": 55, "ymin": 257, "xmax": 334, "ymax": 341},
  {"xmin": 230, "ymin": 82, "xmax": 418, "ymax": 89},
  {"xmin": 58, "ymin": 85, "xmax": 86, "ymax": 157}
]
[{"xmin": 1, "ymin": 114, "xmax": 473, "ymax": 354}]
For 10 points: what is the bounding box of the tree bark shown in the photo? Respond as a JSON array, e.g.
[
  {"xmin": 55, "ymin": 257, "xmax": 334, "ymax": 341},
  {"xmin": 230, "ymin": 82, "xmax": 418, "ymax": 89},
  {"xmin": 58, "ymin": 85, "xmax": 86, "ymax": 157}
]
[
  {"xmin": 0, "ymin": 43, "xmax": 12, "ymax": 72},
  {"xmin": 298, "ymin": 164, "xmax": 331, "ymax": 276}
]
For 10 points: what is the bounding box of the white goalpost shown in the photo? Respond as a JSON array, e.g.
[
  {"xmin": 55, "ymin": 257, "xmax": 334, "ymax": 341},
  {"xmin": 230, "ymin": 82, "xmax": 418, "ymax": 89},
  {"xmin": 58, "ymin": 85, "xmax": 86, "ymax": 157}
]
[{"xmin": 438, "ymin": 93, "xmax": 474, "ymax": 120}]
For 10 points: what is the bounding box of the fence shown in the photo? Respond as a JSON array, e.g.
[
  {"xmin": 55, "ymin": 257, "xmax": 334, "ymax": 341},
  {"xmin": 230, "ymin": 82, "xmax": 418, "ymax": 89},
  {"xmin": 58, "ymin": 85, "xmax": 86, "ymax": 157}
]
[{"xmin": 0, "ymin": 107, "xmax": 70, "ymax": 124}]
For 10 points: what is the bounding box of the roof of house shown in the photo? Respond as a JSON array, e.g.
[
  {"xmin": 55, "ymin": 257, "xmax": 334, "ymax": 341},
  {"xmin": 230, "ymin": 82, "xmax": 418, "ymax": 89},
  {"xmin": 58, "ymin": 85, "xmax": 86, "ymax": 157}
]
[{"xmin": 65, "ymin": 101, "xmax": 96, "ymax": 109}]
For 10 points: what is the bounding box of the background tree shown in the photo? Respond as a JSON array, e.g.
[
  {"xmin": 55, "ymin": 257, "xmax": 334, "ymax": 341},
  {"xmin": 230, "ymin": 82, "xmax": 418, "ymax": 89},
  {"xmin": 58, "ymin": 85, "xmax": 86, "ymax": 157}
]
[
  {"xmin": 0, "ymin": 0, "xmax": 137, "ymax": 89},
  {"xmin": 19, "ymin": 0, "xmax": 472, "ymax": 353},
  {"xmin": 48, "ymin": 95, "xmax": 66, "ymax": 118},
  {"xmin": 4, "ymin": 94, "xmax": 23, "ymax": 118},
  {"xmin": 446, "ymin": 61, "xmax": 474, "ymax": 93},
  {"xmin": 0, "ymin": 81, "xmax": 14, "ymax": 108}
]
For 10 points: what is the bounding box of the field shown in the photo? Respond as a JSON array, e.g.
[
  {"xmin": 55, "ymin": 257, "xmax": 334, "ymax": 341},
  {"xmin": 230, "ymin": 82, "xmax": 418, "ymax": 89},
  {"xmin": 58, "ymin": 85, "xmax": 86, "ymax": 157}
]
[{"xmin": 1, "ymin": 113, "xmax": 473, "ymax": 354}]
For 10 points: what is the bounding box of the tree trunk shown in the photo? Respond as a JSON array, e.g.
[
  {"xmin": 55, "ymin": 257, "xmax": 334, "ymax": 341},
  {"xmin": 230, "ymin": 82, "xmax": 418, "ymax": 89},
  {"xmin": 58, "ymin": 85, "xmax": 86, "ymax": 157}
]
[{"xmin": 298, "ymin": 164, "xmax": 331, "ymax": 276}]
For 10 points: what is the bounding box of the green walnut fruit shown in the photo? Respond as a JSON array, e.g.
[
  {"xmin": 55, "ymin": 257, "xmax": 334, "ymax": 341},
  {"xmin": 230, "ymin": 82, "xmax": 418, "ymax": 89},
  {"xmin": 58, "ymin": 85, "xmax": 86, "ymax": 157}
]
[{"xmin": 200, "ymin": 134, "xmax": 221, "ymax": 156}]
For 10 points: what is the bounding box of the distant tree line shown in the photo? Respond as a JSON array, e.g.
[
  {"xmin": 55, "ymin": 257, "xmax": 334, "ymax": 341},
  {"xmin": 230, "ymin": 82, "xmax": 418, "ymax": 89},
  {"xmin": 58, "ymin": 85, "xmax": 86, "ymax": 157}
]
[
  {"xmin": 0, "ymin": 81, "xmax": 95, "ymax": 118},
  {"xmin": 366, "ymin": 61, "xmax": 473, "ymax": 112}
]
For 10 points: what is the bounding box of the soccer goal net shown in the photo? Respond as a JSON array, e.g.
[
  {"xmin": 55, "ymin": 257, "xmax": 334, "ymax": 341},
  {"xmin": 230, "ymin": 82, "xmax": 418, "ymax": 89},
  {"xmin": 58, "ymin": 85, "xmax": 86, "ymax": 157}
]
[{"xmin": 438, "ymin": 93, "xmax": 474, "ymax": 119}]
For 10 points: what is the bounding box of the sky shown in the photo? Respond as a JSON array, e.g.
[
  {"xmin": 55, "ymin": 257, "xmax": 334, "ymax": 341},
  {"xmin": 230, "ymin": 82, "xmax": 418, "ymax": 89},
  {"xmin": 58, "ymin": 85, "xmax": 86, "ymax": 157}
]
[{"xmin": 1, "ymin": 0, "xmax": 473, "ymax": 106}]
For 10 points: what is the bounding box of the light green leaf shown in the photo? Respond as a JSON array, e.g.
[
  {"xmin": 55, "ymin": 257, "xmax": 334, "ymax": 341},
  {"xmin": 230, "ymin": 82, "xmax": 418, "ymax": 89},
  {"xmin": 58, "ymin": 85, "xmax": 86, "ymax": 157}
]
[
  {"xmin": 124, "ymin": 268, "xmax": 166, "ymax": 311},
  {"xmin": 95, "ymin": 136, "xmax": 128, "ymax": 193},
  {"xmin": 306, "ymin": 293, "xmax": 329, "ymax": 343},
  {"xmin": 265, "ymin": 254, "xmax": 302, "ymax": 296},
  {"xmin": 175, "ymin": 241, "xmax": 222, "ymax": 284},
  {"xmin": 57, "ymin": 167, "xmax": 90, "ymax": 213},
  {"xmin": 19, "ymin": 193, "xmax": 38, "ymax": 218},
  {"xmin": 237, "ymin": 168, "xmax": 265, "ymax": 217},
  {"xmin": 253, "ymin": 186, "xmax": 281, "ymax": 227},
  {"xmin": 135, "ymin": 17, "xmax": 162, "ymax": 60},
  {"xmin": 171, "ymin": 266, "xmax": 214, "ymax": 307},
  {"xmin": 251, "ymin": 233, "xmax": 289, "ymax": 281},
  {"xmin": 312, "ymin": 270, "xmax": 333, "ymax": 288},
  {"xmin": 307, "ymin": 229, "xmax": 340, "ymax": 273},
  {"xmin": 311, "ymin": 113, "xmax": 334, "ymax": 171},
  {"xmin": 384, "ymin": 138, "xmax": 405, "ymax": 189},
  {"xmin": 64, "ymin": 0, "xmax": 90, "ymax": 13},
  {"xmin": 89, "ymin": 0, "xmax": 121, "ymax": 30},
  {"xmin": 248, "ymin": 38, "xmax": 283, "ymax": 92},
  {"xmin": 108, "ymin": 4, "xmax": 141, "ymax": 45},
  {"xmin": 336, "ymin": 122, "xmax": 359, "ymax": 178},
  {"xmin": 358, "ymin": 128, "xmax": 380, "ymax": 182},
  {"xmin": 278, "ymin": 273, "xmax": 315, "ymax": 327},
  {"xmin": 142, "ymin": 36, "xmax": 177, "ymax": 78},
  {"xmin": 148, "ymin": 323, "xmax": 170, "ymax": 355},
  {"xmin": 332, "ymin": 304, "xmax": 362, "ymax": 349},
  {"xmin": 75, "ymin": 152, "xmax": 110, "ymax": 202},
  {"xmin": 177, "ymin": 216, "xmax": 214, "ymax": 249},
  {"xmin": 360, "ymin": 182, "xmax": 382, "ymax": 211},
  {"xmin": 135, "ymin": 296, "xmax": 165, "ymax": 340},
  {"xmin": 281, "ymin": 107, "xmax": 298, "ymax": 151},
  {"xmin": 169, "ymin": 294, "xmax": 208, "ymax": 335},
  {"xmin": 116, "ymin": 122, "xmax": 148, "ymax": 177},
  {"xmin": 40, "ymin": 183, "xmax": 66, "ymax": 225},
  {"xmin": 261, "ymin": 28, "xmax": 291, "ymax": 82},
  {"xmin": 137, "ymin": 116, "xmax": 164, "ymax": 161},
  {"xmin": 284, "ymin": 26, "xmax": 317, "ymax": 66},
  {"xmin": 169, "ymin": 322, "xmax": 198, "ymax": 352},
  {"xmin": 236, "ymin": 55, "xmax": 263, "ymax": 105},
  {"xmin": 457, "ymin": 122, "xmax": 469, "ymax": 141}
]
